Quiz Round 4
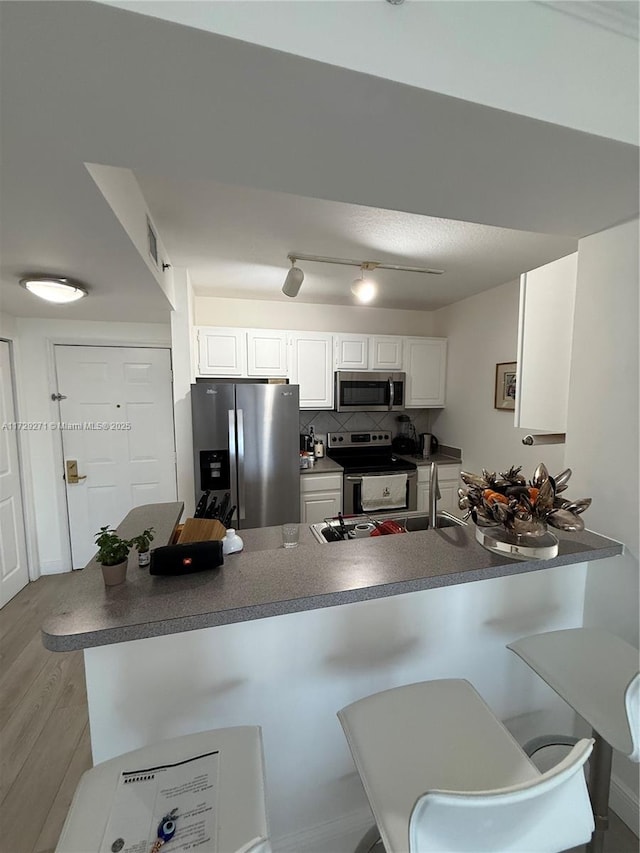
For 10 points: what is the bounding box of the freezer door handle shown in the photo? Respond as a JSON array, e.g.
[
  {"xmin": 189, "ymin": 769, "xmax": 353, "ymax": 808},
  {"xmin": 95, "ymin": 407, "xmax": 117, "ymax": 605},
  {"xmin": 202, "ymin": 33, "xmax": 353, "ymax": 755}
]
[
  {"xmin": 237, "ymin": 408, "xmax": 246, "ymax": 520},
  {"xmin": 228, "ymin": 409, "xmax": 239, "ymax": 518}
]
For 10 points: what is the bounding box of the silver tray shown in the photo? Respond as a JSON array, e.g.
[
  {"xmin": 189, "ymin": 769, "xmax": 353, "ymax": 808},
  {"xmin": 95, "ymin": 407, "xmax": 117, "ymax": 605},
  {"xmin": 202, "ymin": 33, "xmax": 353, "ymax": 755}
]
[{"xmin": 475, "ymin": 525, "xmax": 559, "ymax": 560}]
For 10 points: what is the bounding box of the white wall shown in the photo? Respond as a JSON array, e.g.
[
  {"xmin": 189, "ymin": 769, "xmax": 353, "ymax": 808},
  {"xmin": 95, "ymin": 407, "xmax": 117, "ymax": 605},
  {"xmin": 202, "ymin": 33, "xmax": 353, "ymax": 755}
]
[
  {"xmin": 431, "ymin": 279, "xmax": 565, "ymax": 476},
  {"xmin": 170, "ymin": 269, "xmax": 196, "ymax": 518},
  {"xmin": 14, "ymin": 318, "xmax": 171, "ymax": 575},
  {"xmin": 195, "ymin": 296, "xmax": 434, "ymax": 336},
  {"xmin": 565, "ymin": 218, "xmax": 639, "ymax": 820},
  {"xmin": 108, "ymin": 0, "xmax": 638, "ymax": 145}
]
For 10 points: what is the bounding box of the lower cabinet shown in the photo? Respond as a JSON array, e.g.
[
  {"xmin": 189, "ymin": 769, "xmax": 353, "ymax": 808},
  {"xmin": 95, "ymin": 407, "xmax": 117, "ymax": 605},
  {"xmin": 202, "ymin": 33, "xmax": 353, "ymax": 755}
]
[
  {"xmin": 300, "ymin": 472, "xmax": 343, "ymax": 524},
  {"xmin": 416, "ymin": 464, "xmax": 461, "ymax": 517}
]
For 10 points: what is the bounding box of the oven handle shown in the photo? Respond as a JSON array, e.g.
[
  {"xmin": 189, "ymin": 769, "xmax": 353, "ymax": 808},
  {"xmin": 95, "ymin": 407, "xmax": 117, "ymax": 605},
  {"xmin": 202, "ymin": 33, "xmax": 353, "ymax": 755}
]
[{"xmin": 346, "ymin": 471, "xmax": 417, "ymax": 482}]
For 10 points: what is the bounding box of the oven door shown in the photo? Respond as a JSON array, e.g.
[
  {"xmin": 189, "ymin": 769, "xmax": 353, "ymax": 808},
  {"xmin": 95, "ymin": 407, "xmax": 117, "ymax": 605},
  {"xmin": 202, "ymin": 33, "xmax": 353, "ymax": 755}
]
[
  {"xmin": 344, "ymin": 470, "xmax": 417, "ymax": 515},
  {"xmin": 335, "ymin": 372, "xmax": 405, "ymax": 412}
]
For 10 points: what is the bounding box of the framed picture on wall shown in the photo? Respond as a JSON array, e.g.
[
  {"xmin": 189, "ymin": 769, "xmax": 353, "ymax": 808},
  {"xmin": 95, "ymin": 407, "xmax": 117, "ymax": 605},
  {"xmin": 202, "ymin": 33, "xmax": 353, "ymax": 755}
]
[{"xmin": 495, "ymin": 362, "xmax": 517, "ymax": 410}]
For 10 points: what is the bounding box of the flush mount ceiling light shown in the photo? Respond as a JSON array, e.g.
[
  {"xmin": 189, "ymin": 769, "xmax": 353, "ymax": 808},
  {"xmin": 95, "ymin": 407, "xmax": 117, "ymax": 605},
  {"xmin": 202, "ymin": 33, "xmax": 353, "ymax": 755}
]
[
  {"xmin": 351, "ymin": 264, "xmax": 378, "ymax": 304},
  {"xmin": 282, "ymin": 257, "xmax": 305, "ymax": 297},
  {"xmin": 19, "ymin": 276, "xmax": 88, "ymax": 303},
  {"xmin": 283, "ymin": 252, "xmax": 444, "ymax": 303}
]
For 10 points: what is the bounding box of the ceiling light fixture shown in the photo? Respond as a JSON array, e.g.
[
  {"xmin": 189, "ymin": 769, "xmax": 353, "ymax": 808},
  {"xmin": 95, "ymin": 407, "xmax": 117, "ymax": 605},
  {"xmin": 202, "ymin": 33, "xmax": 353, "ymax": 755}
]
[
  {"xmin": 282, "ymin": 257, "xmax": 304, "ymax": 297},
  {"xmin": 20, "ymin": 276, "xmax": 88, "ymax": 303},
  {"xmin": 351, "ymin": 264, "xmax": 378, "ymax": 304},
  {"xmin": 283, "ymin": 252, "xmax": 444, "ymax": 302}
]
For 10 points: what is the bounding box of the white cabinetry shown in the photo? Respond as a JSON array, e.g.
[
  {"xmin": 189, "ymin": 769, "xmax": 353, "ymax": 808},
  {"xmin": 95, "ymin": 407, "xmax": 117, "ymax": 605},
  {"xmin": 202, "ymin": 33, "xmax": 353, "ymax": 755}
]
[
  {"xmin": 247, "ymin": 330, "xmax": 288, "ymax": 377},
  {"xmin": 335, "ymin": 335, "xmax": 369, "ymax": 370},
  {"xmin": 289, "ymin": 332, "xmax": 334, "ymax": 409},
  {"xmin": 371, "ymin": 336, "xmax": 404, "ymax": 370},
  {"xmin": 416, "ymin": 464, "xmax": 461, "ymax": 516},
  {"xmin": 300, "ymin": 472, "xmax": 343, "ymax": 523},
  {"xmin": 197, "ymin": 328, "xmax": 246, "ymax": 376},
  {"xmin": 515, "ymin": 253, "xmax": 577, "ymax": 433},
  {"xmin": 404, "ymin": 338, "xmax": 447, "ymax": 407},
  {"xmin": 334, "ymin": 334, "xmax": 404, "ymax": 371}
]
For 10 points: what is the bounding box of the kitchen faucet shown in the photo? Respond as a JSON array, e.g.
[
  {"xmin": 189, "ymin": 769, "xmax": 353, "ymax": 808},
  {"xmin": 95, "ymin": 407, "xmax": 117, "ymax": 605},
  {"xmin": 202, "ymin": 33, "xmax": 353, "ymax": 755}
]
[{"xmin": 429, "ymin": 462, "xmax": 441, "ymax": 529}]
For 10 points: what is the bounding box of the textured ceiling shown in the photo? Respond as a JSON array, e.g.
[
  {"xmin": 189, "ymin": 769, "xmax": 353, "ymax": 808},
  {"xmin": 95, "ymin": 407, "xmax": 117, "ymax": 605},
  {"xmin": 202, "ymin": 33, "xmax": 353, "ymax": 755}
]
[{"xmin": 138, "ymin": 173, "xmax": 577, "ymax": 311}]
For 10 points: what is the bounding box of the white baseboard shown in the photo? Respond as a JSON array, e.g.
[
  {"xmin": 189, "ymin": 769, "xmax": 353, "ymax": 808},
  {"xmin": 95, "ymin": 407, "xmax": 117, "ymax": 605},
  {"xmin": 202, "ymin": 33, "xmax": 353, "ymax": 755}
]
[
  {"xmin": 611, "ymin": 773, "xmax": 640, "ymax": 837},
  {"xmin": 273, "ymin": 808, "xmax": 373, "ymax": 853}
]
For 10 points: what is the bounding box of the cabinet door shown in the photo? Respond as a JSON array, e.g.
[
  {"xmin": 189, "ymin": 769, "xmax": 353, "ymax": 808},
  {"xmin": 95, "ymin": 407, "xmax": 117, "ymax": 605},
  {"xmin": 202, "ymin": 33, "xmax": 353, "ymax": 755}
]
[
  {"xmin": 301, "ymin": 491, "xmax": 342, "ymax": 524},
  {"xmin": 289, "ymin": 333, "xmax": 334, "ymax": 409},
  {"xmin": 404, "ymin": 338, "xmax": 447, "ymax": 407},
  {"xmin": 247, "ymin": 330, "xmax": 288, "ymax": 376},
  {"xmin": 335, "ymin": 335, "xmax": 369, "ymax": 370},
  {"xmin": 416, "ymin": 483, "xmax": 429, "ymax": 513},
  {"xmin": 371, "ymin": 336, "xmax": 403, "ymax": 370},
  {"xmin": 197, "ymin": 328, "xmax": 246, "ymax": 376},
  {"xmin": 515, "ymin": 253, "xmax": 577, "ymax": 432}
]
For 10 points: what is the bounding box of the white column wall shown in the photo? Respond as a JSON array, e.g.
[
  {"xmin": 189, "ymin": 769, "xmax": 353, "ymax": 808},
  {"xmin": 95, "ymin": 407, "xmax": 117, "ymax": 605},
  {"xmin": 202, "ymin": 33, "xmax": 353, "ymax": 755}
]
[
  {"xmin": 566, "ymin": 218, "xmax": 639, "ymax": 820},
  {"xmin": 170, "ymin": 268, "xmax": 196, "ymax": 517}
]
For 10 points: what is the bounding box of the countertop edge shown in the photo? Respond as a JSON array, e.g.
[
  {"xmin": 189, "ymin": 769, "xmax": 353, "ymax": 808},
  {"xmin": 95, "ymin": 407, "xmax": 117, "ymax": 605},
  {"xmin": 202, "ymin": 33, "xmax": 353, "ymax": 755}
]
[{"xmin": 41, "ymin": 538, "xmax": 622, "ymax": 653}]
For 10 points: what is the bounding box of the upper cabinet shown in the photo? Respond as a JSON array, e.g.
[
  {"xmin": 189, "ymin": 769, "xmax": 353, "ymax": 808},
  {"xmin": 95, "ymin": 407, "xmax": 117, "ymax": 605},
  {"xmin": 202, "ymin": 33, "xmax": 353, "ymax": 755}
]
[
  {"xmin": 371, "ymin": 336, "xmax": 404, "ymax": 370},
  {"xmin": 334, "ymin": 334, "xmax": 404, "ymax": 371},
  {"xmin": 195, "ymin": 326, "xmax": 447, "ymax": 410},
  {"xmin": 334, "ymin": 334, "xmax": 369, "ymax": 370},
  {"xmin": 197, "ymin": 327, "xmax": 247, "ymax": 376},
  {"xmin": 404, "ymin": 338, "xmax": 447, "ymax": 407},
  {"xmin": 289, "ymin": 332, "xmax": 334, "ymax": 409},
  {"xmin": 515, "ymin": 253, "xmax": 577, "ymax": 432},
  {"xmin": 247, "ymin": 330, "xmax": 288, "ymax": 377}
]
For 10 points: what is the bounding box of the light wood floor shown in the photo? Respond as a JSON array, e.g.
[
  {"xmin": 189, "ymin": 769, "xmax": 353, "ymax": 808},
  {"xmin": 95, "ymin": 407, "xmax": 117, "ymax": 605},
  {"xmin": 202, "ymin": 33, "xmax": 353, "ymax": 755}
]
[
  {"xmin": 0, "ymin": 575, "xmax": 91, "ymax": 853},
  {"xmin": 1, "ymin": 576, "xmax": 638, "ymax": 853}
]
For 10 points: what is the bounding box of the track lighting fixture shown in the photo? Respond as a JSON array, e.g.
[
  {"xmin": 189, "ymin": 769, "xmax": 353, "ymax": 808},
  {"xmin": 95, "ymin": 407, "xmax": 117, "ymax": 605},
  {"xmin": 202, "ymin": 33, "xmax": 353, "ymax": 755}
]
[
  {"xmin": 282, "ymin": 252, "xmax": 444, "ymax": 302},
  {"xmin": 282, "ymin": 257, "xmax": 304, "ymax": 297},
  {"xmin": 19, "ymin": 276, "xmax": 88, "ymax": 303}
]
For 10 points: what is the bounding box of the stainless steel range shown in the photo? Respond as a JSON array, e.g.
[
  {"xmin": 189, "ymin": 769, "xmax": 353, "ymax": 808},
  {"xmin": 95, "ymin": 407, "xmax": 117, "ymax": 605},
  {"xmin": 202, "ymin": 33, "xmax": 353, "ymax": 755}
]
[{"xmin": 327, "ymin": 431, "xmax": 417, "ymax": 516}]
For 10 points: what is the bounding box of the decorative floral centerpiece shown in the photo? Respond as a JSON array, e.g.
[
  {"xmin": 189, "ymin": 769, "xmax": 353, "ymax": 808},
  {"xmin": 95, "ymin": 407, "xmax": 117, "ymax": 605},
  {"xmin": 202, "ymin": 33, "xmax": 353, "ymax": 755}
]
[{"xmin": 458, "ymin": 463, "xmax": 591, "ymax": 539}]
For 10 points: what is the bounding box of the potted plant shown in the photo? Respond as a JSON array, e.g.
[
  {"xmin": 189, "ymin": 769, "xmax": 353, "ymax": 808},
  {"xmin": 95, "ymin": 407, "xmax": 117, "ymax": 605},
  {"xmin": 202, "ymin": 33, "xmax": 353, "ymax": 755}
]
[
  {"xmin": 94, "ymin": 526, "xmax": 133, "ymax": 586},
  {"xmin": 130, "ymin": 527, "xmax": 155, "ymax": 567}
]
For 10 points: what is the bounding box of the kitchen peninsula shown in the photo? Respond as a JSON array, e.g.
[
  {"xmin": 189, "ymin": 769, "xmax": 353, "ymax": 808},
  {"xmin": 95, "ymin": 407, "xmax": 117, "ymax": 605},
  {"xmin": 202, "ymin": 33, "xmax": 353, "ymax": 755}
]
[{"xmin": 42, "ymin": 502, "xmax": 623, "ymax": 848}]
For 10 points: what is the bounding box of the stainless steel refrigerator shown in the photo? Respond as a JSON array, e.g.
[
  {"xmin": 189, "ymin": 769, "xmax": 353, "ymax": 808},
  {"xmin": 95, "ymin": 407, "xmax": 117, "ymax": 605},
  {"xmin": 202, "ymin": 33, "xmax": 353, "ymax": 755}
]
[{"xmin": 191, "ymin": 383, "xmax": 300, "ymax": 528}]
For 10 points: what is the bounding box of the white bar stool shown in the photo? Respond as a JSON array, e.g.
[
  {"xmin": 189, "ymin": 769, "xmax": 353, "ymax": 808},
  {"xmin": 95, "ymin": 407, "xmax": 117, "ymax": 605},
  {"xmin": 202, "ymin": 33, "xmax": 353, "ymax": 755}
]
[
  {"xmin": 338, "ymin": 678, "xmax": 594, "ymax": 853},
  {"xmin": 508, "ymin": 627, "xmax": 640, "ymax": 853},
  {"xmin": 56, "ymin": 726, "xmax": 271, "ymax": 853}
]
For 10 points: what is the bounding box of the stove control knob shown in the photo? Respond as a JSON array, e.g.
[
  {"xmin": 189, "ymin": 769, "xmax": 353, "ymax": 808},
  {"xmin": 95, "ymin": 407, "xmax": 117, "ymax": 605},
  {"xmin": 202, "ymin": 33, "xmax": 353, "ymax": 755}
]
[
  {"xmin": 338, "ymin": 436, "xmax": 344, "ymax": 442},
  {"xmin": 372, "ymin": 435, "xmax": 377, "ymax": 440}
]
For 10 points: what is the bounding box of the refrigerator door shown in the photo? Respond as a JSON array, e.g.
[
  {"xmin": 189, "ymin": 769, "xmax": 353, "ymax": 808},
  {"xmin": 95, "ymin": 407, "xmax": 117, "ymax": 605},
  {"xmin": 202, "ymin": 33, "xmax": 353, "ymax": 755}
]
[
  {"xmin": 191, "ymin": 383, "xmax": 237, "ymax": 513},
  {"xmin": 236, "ymin": 384, "xmax": 300, "ymax": 528}
]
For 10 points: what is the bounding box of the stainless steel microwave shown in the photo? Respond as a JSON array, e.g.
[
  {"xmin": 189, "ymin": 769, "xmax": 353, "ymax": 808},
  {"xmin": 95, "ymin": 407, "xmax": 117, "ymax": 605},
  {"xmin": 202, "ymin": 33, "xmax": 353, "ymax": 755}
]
[{"xmin": 334, "ymin": 371, "xmax": 406, "ymax": 412}]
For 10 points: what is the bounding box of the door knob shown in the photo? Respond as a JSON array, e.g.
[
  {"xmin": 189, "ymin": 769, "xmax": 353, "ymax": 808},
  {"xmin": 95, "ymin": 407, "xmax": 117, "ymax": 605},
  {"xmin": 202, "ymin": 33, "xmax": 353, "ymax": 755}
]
[{"xmin": 65, "ymin": 460, "xmax": 87, "ymax": 484}]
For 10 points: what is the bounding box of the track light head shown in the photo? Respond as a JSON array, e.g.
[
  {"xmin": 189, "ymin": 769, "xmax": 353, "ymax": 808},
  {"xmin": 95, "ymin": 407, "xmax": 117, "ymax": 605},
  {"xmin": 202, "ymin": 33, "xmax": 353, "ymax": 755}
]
[
  {"xmin": 282, "ymin": 258, "xmax": 304, "ymax": 297},
  {"xmin": 351, "ymin": 267, "xmax": 377, "ymax": 303}
]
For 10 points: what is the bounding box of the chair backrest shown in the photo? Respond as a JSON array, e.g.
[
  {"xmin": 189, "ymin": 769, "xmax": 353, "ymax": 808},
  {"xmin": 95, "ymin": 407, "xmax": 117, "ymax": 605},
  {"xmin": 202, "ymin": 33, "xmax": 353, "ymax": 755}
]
[
  {"xmin": 409, "ymin": 738, "xmax": 594, "ymax": 853},
  {"xmin": 625, "ymin": 672, "xmax": 640, "ymax": 762}
]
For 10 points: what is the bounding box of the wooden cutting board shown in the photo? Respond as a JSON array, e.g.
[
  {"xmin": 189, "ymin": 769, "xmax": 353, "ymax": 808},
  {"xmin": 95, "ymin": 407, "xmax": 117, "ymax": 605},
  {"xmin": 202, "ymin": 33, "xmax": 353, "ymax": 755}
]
[{"xmin": 177, "ymin": 518, "xmax": 226, "ymax": 543}]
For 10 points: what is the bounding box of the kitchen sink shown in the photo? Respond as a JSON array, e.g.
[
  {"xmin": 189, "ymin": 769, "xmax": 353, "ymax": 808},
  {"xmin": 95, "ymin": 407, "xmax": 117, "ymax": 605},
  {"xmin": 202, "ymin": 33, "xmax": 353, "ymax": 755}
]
[{"xmin": 310, "ymin": 510, "xmax": 466, "ymax": 543}]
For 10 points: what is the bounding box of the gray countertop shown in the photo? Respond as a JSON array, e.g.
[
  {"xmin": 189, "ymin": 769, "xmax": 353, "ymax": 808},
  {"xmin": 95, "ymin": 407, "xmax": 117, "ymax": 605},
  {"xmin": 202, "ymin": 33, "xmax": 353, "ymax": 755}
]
[
  {"xmin": 41, "ymin": 501, "xmax": 623, "ymax": 653},
  {"xmin": 299, "ymin": 456, "xmax": 344, "ymax": 475}
]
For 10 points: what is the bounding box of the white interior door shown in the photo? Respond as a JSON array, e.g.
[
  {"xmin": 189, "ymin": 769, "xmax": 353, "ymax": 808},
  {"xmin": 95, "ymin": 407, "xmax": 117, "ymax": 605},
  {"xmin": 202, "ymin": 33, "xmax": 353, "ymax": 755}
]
[
  {"xmin": 0, "ymin": 341, "xmax": 30, "ymax": 607},
  {"xmin": 55, "ymin": 346, "xmax": 177, "ymax": 569}
]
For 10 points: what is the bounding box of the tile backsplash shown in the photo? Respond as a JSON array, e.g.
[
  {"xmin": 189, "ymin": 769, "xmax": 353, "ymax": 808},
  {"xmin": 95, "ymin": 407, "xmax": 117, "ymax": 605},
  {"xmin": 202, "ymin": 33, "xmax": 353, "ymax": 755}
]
[{"xmin": 299, "ymin": 409, "xmax": 434, "ymax": 442}]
